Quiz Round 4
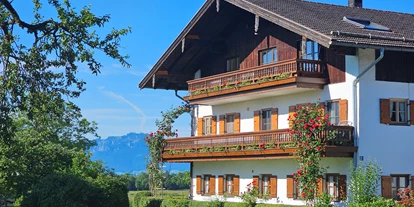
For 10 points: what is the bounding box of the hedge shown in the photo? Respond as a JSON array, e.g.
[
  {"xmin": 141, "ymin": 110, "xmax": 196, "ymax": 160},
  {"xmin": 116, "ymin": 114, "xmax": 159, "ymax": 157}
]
[
  {"xmin": 139, "ymin": 197, "xmax": 163, "ymax": 207},
  {"xmin": 132, "ymin": 191, "xmax": 152, "ymax": 207},
  {"xmin": 161, "ymin": 199, "xmax": 190, "ymax": 207}
]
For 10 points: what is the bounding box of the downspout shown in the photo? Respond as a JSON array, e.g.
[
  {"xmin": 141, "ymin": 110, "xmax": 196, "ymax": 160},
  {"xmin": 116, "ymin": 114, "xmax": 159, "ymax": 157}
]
[{"xmin": 352, "ymin": 48, "xmax": 385, "ymax": 168}]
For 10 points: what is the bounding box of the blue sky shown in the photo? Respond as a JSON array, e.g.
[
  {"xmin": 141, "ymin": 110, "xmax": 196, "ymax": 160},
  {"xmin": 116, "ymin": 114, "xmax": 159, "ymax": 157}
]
[{"xmin": 14, "ymin": 0, "xmax": 414, "ymax": 138}]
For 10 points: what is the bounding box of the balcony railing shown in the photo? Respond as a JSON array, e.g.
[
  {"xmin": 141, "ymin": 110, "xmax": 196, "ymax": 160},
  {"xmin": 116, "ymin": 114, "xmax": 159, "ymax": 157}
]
[
  {"xmin": 187, "ymin": 59, "xmax": 324, "ymax": 94},
  {"xmin": 163, "ymin": 126, "xmax": 354, "ymax": 154}
]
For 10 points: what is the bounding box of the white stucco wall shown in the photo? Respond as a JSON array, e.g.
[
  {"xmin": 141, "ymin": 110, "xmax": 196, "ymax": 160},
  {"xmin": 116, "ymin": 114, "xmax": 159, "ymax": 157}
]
[
  {"xmin": 356, "ymin": 48, "xmax": 414, "ymax": 177},
  {"xmin": 191, "ymin": 158, "xmax": 351, "ymax": 205}
]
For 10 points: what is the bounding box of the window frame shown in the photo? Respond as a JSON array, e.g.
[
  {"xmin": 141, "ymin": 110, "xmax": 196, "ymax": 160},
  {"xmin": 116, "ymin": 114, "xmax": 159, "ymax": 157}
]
[
  {"xmin": 224, "ymin": 174, "xmax": 235, "ymax": 195},
  {"xmin": 203, "ymin": 116, "xmax": 213, "ymax": 135},
  {"xmin": 203, "ymin": 174, "xmax": 211, "ymax": 195},
  {"xmin": 298, "ymin": 40, "xmax": 320, "ymax": 61},
  {"xmin": 261, "ymin": 174, "xmax": 272, "ymax": 196},
  {"xmin": 260, "ymin": 109, "xmax": 272, "ymax": 131},
  {"xmin": 390, "ymin": 99, "xmax": 409, "ymax": 124},
  {"xmin": 225, "ymin": 113, "xmax": 235, "ymax": 134},
  {"xmin": 259, "ymin": 47, "xmax": 278, "ymax": 65},
  {"xmin": 391, "ymin": 174, "xmax": 410, "ymax": 199},
  {"xmin": 325, "ymin": 174, "xmax": 340, "ymax": 201},
  {"xmin": 226, "ymin": 56, "xmax": 240, "ymax": 72},
  {"xmin": 326, "ymin": 100, "xmax": 340, "ymax": 126}
]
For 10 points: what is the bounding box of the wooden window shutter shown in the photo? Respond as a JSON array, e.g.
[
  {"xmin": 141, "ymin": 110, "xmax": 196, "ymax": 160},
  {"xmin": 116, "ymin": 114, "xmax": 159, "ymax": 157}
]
[
  {"xmin": 317, "ymin": 176, "xmax": 323, "ymax": 196},
  {"xmin": 219, "ymin": 115, "xmax": 226, "ymax": 134},
  {"xmin": 218, "ymin": 176, "xmax": 224, "ymax": 195},
  {"xmin": 233, "ymin": 175, "xmax": 240, "ymax": 196},
  {"xmin": 338, "ymin": 175, "xmax": 347, "ymax": 200},
  {"xmin": 380, "ymin": 99, "xmax": 391, "ymax": 124},
  {"xmin": 196, "ymin": 175, "xmax": 202, "ymax": 195},
  {"xmin": 381, "ymin": 176, "xmax": 392, "ymax": 199},
  {"xmin": 289, "ymin": 106, "xmax": 297, "ymax": 128},
  {"xmin": 210, "ymin": 175, "xmax": 216, "ymax": 195},
  {"xmin": 197, "ymin": 118, "xmax": 203, "ymax": 136},
  {"xmin": 254, "ymin": 110, "xmax": 260, "ymax": 131},
  {"xmin": 234, "ymin": 113, "xmax": 241, "ymax": 133},
  {"xmin": 286, "ymin": 175, "xmax": 294, "ymax": 198},
  {"xmin": 412, "ymin": 176, "xmax": 414, "ymax": 190},
  {"xmin": 253, "ymin": 176, "xmax": 259, "ymax": 189},
  {"xmin": 410, "ymin": 101, "xmax": 414, "ymax": 125},
  {"xmin": 270, "ymin": 176, "xmax": 277, "ymax": 198},
  {"xmin": 211, "ymin": 116, "xmax": 217, "ymax": 135},
  {"xmin": 271, "ymin": 108, "xmax": 279, "ymax": 130},
  {"xmin": 339, "ymin": 99, "xmax": 348, "ymax": 121}
]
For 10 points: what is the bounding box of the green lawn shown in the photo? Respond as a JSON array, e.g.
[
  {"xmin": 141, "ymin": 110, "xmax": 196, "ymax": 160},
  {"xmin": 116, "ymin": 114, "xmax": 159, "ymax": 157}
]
[{"xmin": 128, "ymin": 190, "xmax": 189, "ymax": 204}]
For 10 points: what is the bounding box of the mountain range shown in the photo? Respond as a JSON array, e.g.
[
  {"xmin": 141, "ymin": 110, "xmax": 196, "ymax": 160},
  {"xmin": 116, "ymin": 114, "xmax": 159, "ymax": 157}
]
[{"xmin": 90, "ymin": 132, "xmax": 189, "ymax": 174}]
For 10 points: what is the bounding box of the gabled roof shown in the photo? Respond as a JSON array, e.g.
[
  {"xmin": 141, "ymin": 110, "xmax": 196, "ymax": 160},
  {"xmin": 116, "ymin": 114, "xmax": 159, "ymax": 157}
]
[{"xmin": 139, "ymin": 0, "xmax": 414, "ymax": 89}]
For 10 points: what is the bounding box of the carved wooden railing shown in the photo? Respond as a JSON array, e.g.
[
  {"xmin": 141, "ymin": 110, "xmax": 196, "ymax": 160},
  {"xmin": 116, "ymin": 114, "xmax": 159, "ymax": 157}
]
[
  {"xmin": 163, "ymin": 126, "xmax": 354, "ymax": 152},
  {"xmin": 187, "ymin": 59, "xmax": 324, "ymax": 92}
]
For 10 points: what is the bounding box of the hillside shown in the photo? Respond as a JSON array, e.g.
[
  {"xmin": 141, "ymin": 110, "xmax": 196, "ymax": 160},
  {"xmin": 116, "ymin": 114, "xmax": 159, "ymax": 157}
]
[{"xmin": 90, "ymin": 132, "xmax": 189, "ymax": 174}]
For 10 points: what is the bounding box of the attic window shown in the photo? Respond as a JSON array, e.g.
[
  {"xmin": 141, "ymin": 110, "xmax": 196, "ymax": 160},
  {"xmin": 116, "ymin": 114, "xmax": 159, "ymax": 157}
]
[{"xmin": 343, "ymin": 16, "xmax": 391, "ymax": 32}]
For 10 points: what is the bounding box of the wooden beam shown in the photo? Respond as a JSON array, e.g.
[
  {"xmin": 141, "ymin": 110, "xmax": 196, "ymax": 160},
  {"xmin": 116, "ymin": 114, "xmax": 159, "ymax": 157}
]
[
  {"xmin": 155, "ymin": 71, "xmax": 168, "ymax": 75},
  {"xmin": 216, "ymin": 0, "xmax": 220, "ymax": 12},
  {"xmin": 185, "ymin": 34, "xmax": 200, "ymax": 40},
  {"xmin": 254, "ymin": 14, "xmax": 259, "ymax": 35},
  {"xmin": 181, "ymin": 38, "xmax": 185, "ymax": 53}
]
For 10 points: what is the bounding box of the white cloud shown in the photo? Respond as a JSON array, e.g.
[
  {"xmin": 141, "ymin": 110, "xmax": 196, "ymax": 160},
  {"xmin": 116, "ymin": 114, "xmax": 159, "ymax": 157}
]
[{"xmin": 99, "ymin": 88, "xmax": 148, "ymax": 130}]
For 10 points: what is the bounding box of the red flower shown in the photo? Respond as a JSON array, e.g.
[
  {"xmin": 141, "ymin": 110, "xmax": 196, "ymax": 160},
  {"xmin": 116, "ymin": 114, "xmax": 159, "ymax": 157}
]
[
  {"xmin": 328, "ymin": 122, "xmax": 331, "ymax": 126},
  {"xmin": 317, "ymin": 146, "xmax": 321, "ymax": 151},
  {"xmin": 302, "ymin": 192, "xmax": 306, "ymax": 198},
  {"xmin": 237, "ymin": 81, "xmax": 241, "ymax": 84},
  {"xmin": 293, "ymin": 113, "xmax": 298, "ymax": 118}
]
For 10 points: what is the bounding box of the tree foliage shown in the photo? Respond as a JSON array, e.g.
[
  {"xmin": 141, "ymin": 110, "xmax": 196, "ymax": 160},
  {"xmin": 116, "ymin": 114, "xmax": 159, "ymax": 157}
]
[{"xmin": 0, "ymin": 0, "xmax": 130, "ymax": 140}]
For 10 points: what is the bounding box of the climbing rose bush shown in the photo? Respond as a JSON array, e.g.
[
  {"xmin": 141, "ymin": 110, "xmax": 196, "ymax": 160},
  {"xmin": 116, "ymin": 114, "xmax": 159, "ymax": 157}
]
[
  {"xmin": 288, "ymin": 101, "xmax": 336, "ymax": 204},
  {"xmin": 144, "ymin": 104, "xmax": 191, "ymax": 192},
  {"xmin": 397, "ymin": 188, "xmax": 414, "ymax": 207}
]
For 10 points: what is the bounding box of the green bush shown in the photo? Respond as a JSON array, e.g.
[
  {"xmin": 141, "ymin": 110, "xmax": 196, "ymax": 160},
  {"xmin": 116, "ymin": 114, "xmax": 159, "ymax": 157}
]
[
  {"xmin": 139, "ymin": 197, "xmax": 163, "ymax": 207},
  {"xmin": 348, "ymin": 197, "xmax": 395, "ymax": 207},
  {"xmin": 132, "ymin": 191, "xmax": 152, "ymax": 207},
  {"xmin": 189, "ymin": 200, "xmax": 210, "ymax": 207},
  {"xmin": 161, "ymin": 199, "xmax": 189, "ymax": 207}
]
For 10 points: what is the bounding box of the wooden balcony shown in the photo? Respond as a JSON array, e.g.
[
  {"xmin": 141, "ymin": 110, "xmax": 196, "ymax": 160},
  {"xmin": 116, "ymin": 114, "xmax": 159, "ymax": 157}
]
[
  {"xmin": 184, "ymin": 59, "xmax": 327, "ymax": 105},
  {"xmin": 162, "ymin": 126, "xmax": 357, "ymax": 162}
]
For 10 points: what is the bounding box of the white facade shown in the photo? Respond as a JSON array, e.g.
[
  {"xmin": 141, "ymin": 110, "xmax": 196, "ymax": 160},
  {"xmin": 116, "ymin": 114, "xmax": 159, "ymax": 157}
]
[{"xmin": 190, "ymin": 48, "xmax": 414, "ymax": 204}]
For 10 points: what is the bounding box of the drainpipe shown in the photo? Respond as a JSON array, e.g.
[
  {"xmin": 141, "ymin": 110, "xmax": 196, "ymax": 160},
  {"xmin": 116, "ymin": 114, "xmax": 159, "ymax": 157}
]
[{"xmin": 352, "ymin": 48, "xmax": 385, "ymax": 168}]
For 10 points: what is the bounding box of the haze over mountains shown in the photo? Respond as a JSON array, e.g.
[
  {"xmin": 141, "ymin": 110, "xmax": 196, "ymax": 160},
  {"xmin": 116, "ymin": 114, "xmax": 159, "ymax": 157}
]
[{"xmin": 90, "ymin": 132, "xmax": 189, "ymax": 174}]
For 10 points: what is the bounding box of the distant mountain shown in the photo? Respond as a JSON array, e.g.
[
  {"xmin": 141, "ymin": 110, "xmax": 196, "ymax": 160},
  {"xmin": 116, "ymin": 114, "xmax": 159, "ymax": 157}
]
[{"xmin": 90, "ymin": 132, "xmax": 189, "ymax": 174}]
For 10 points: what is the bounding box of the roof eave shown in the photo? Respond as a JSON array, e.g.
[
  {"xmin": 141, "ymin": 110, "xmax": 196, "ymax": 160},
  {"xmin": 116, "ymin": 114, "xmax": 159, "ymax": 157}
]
[{"xmin": 330, "ymin": 40, "xmax": 414, "ymax": 52}]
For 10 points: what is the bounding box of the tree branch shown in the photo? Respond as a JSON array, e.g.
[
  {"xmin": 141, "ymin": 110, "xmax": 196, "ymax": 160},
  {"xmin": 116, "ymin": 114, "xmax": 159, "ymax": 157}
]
[{"xmin": 0, "ymin": 0, "xmax": 53, "ymax": 32}]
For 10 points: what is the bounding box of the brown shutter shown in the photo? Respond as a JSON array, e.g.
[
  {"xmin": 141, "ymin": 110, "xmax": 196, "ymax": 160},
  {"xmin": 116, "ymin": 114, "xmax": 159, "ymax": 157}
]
[
  {"xmin": 197, "ymin": 118, "xmax": 203, "ymax": 136},
  {"xmin": 317, "ymin": 176, "xmax": 323, "ymax": 196},
  {"xmin": 287, "ymin": 175, "xmax": 294, "ymax": 198},
  {"xmin": 234, "ymin": 113, "xmax": 241, "ymax": 133},
  {"xmin": 410, "ymin": 101, "xmax": 414, "ymax": 125},
  {"xmin": 253, "ymin": 176, "xmax": 259, "ymax": 189},
  {"xmin": 270, "ymin": 176, "xmax": 277, "ymax": 198},
  {"xmin": 271, "ymin": 108, "xmax": 278, "ymax": 130},
  {"xmin": 381, "ymin": 176, "xmax": 392, "ymax": 199},
  {"xmin": 254, "ymin": 110, "xmax": 260, "ymax": 131},
  {"xmin": 339, "ymin": 99, "xmax": 348, "ymax": 122},
  {"xmin": 233, "ymin": 175, "xmax": 240, "ymax": 196},
  {"xmin": 338, "ymin": 175, "xmax": 347, "ymax": 200},
  {"xmin": 219, "ymin": 115, "xmax": 225, "ymax": 134},
  {"xmin": 210, "ymin": 175, "xmax": 216, "ymax": 195},
  {"xmin": 411, "ymin": 176, "xmax": 414, "ymax": 190},
  {"xmin": 218, "ymin": 176, "xmax": 224, "ymax": 195},
  {"xmin": 211, "ymin": 116, "xmax": 217, "ymax": 135},
  {"xmin": 380, "ymin": 99, "xmax": 391, "ymax": 124},
  {"xmin": 196, "ymin": 175, "xmax": 202, "ymax": 195},
  {"xmin": 289, "ymin": 106, "xmax": 297, "ymax": 128}
]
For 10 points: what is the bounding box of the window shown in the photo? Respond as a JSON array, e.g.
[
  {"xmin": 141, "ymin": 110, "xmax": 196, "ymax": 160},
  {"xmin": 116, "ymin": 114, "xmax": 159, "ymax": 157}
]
[
  {"xmin": 227, "ymin": 57, "xmax": 240, "ymax": 72},
  {"xmin": 224, "ymin": 175, "xmax": 234, "ymax": 194},
  {"xmin": 204, "ymin": 175, "xmax": 210, "ymax": 195},
  {"xmin": 293, "ymin": 180, "xmax": 302, "ymax": 199},
  {"xmin": 262, "ymin": 175, "xmax": 270, "ymax": 195},
  {"xmin": 299, "ymin": 40, "xmax": 319, "ymax": 60},
  {"xmin": 343, "ymin": 16, "xmax": 391, "ymax": 32},
  {"xmin": 390, "ymin": 100, "xmax": 408, "ymax": 123},
  {"xmin": 392, "ymin": 175, "xmax": 409, "ymax": 199},
  {"xmin": 327, "ymin": 101, "xmax": 340, "ymax": 125},
  {"xmin": 203, "ymin": 117, "xmax": 212, "ymax": 135},
  {"xmin": 326, "ymin": 174, "xmax": 339, "ymax": 200},
  {"xmin": 225, "ymin": 115, "xmax": 235, "ymax": 134},
  {"xmin": 261, "ymin": 110, "xmax": 272, "ymax": 130},
  {"xmin": 259, "ymin": 48, "xmax": 278, "ymax": 65}
]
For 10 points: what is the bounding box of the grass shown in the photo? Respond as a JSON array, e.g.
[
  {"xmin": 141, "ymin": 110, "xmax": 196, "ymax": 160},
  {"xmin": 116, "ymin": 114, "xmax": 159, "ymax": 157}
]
[{"xmin": 128, "ymin": 189, "xmax": 189, "ymax": 204}]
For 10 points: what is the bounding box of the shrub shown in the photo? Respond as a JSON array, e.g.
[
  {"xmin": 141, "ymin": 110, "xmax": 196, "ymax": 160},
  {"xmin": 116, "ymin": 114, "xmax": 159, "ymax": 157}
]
[
  {"xmin": 139, "ymin": 197, "xmax": 163, "ymax": 207},
  {"xmin": 314, "ymin": 193, "xmax": 333, "ymax": 207},
  {"xmin": 349, "ymin": 197, "xmax": 395, "ymax": 207},
  {"xmin": 397, "ymin": 188, "xmax": 414, "ymax": 206},
  {"xmin": 161, "ymin": 199, "xmax": 189, "ymax": 207},
  {"xmin": 348, "ymin": 160, "xmax": 382, "ymax": 205},
  {"xmin": 133, "ymin": 191, "xmax": 153, "ymax": 207}
]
